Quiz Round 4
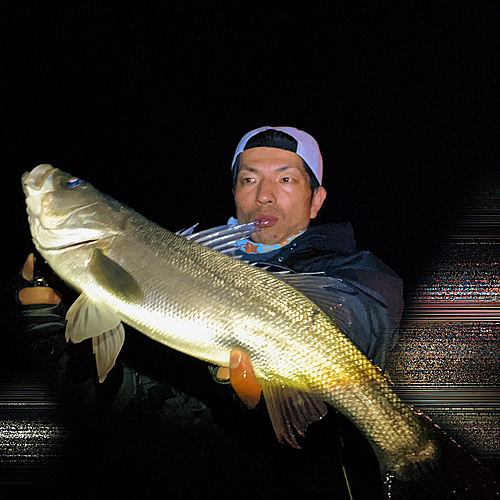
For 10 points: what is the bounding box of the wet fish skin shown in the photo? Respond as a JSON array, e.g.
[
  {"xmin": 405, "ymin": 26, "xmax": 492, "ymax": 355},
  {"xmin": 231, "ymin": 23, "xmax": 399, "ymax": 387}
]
[{"xmin": 23, "ymin": 164, "xmax": 435, "ymax": 481}]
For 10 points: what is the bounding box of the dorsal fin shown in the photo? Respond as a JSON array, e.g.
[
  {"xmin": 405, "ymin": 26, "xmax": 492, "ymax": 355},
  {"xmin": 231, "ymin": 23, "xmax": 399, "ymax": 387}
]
[
  {"xmin": 275, "ymin": 274, "xmax": 354, "ymax": 334},
  {"xmin": 177, "ymin": 222, "xmax": 259, "ymax": 256}
]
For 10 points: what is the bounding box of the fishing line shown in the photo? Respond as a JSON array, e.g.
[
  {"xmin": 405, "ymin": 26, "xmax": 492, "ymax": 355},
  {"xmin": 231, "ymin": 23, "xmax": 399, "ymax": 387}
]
[
  {"xmin": 340, "ymin": 458, "xmax": 354, "ymax": 500},
  {"xmin": 336, "ymin": 411, "xmax": 354, "ymax": 500}
]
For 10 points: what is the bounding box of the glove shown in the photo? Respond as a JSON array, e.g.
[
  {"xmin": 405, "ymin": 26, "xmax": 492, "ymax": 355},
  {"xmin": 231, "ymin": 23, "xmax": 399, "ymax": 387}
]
[
  {"xmin": 3, "ymin": 256, "xmax": 67, "ymax": 339},
  {"xmin": 209, "ymin": 350, "xmax": 263, "ymax": 409}
]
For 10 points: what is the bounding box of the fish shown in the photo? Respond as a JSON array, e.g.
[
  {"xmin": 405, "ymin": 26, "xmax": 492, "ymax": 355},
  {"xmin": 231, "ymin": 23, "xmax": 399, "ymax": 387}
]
[{"xmin": 22, "ymin": 164, "xmax": 440, "ymax": 489}]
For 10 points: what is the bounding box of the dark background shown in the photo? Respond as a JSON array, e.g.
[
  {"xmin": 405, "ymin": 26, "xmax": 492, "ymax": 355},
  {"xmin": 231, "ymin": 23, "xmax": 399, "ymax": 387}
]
[{"xmin": 2, "ymin": 2, "xmax": 498, "ymax": 287}]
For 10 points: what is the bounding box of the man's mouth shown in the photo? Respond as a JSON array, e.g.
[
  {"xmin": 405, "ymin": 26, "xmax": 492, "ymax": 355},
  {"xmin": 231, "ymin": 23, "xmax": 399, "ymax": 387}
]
[{"xmin": 254, "ymin": 215, "xmax": 279, "ymax": 228}]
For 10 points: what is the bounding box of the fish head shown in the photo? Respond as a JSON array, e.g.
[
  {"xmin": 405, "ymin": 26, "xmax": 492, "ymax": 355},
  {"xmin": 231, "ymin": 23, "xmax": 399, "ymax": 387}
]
[{"xmin": 23, "ymin": 164, "xmax": 125, "ymax": 252}]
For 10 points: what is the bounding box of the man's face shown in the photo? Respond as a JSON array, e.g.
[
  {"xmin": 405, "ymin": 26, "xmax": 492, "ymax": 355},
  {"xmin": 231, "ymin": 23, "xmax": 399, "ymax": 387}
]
[{"xmin": 234, "ymin": 147, "xmax": 326, "ymax": 245}]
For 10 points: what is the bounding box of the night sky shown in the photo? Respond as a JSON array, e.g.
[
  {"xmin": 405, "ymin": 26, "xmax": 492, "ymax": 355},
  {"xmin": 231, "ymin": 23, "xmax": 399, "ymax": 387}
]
[{"xmin": 3, "ymin": 3, "xmax": 498, "ymax": 287}]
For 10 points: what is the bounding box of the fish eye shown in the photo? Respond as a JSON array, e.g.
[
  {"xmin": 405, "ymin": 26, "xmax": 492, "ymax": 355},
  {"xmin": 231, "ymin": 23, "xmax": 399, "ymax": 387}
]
[{"xmin": 66, "ymin": 177, "xmax": 81, "ymax": 189}]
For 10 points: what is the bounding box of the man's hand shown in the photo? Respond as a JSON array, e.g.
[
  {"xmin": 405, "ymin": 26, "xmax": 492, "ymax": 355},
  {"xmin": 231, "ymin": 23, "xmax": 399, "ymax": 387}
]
[
  {"xmin": 18, "ymin": 254, "xmax": 62, "ymax": 305},
  {"xmin": 217, "ymin": 349, "xmax": 262, "ymax": 409}
]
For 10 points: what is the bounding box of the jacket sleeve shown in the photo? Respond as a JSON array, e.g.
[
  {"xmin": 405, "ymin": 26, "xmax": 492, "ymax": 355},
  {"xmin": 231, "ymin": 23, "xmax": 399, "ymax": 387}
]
[{"xmin": 304, "ymin": 250, "xmax": 404, "ymax": 369}]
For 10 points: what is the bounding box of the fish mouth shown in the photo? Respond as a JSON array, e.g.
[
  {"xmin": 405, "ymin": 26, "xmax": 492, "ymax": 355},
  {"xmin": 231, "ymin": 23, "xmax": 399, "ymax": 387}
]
[
  {"xmin": 23, "ymin": 165, "xmax": 57, "ymax": 219},
  {"xmin": 254, "ymin": 215, "xmax": 279, "ymax": 228},
  {"xmin": 22, "ymin": 164, "xmax": 55, "ymax": 192}
]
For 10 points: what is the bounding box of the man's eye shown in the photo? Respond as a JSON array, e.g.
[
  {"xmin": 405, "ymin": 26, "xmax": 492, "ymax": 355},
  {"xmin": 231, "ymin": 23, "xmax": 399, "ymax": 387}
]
[{"xmin": 281, "ymin": 176, "xmax": 292, "ymax": 183}]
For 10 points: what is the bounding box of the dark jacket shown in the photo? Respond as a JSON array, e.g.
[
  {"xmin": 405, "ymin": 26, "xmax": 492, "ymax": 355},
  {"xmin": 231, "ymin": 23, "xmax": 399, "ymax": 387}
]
[{"xmin": 238, "ymin": 222, "xmax": 404, "ymax": 368}]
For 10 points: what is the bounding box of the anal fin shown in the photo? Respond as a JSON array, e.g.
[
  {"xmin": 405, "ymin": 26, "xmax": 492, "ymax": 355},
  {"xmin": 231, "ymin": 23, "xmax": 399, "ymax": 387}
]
[{"xmin": 260, "ymin": 379, "xmax": 328, "ymax": 448}]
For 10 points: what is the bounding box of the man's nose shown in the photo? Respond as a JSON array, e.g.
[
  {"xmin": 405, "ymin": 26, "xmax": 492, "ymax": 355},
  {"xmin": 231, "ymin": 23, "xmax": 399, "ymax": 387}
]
[{"xmin": 256, "ymin": 179, "xmax": 276, "ymax": 204}]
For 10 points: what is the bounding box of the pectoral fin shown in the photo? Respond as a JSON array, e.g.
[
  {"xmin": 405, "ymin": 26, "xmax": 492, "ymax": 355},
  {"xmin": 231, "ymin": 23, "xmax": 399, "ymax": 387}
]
[
  {"xmin": 259, "ymin": 379, "xmax": 328, "ymax": 449},
  {"xmin": 89, "ymin": 248, "xmax": 144, "ymax": 302}
]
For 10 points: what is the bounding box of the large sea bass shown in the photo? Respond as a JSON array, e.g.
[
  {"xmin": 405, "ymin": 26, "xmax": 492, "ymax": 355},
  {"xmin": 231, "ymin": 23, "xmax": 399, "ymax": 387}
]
[{"xmin": 23, "ymin": 164, "xmax": 437, "ymax": 486}]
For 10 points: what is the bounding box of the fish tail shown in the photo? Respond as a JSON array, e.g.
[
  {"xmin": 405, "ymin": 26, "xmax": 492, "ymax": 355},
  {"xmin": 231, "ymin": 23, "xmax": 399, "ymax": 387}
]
[{"xmin": 380, "ymin": 417, "xmax": 500, "ymax": 499}]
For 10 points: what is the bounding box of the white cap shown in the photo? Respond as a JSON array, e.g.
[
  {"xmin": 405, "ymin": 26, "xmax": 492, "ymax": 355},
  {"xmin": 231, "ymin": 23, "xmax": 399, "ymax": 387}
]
[{"xmin": 231, "ymin": 126, "xmax": 323, "ymax": 184}]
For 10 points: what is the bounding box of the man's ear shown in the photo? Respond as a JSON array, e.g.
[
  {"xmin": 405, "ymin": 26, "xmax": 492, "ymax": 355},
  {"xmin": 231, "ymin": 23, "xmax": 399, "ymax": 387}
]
[{"xmin": 310, "ymin": 186, "xmax": 327, "ymax": 219}]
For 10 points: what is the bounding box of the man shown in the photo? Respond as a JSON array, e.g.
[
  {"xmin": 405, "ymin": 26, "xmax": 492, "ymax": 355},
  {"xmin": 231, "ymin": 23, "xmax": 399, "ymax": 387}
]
[
  {"xmin": 9, "ymin": 126, "xmax": 403, "ymax": 408},
  {"xmin": 213, "ymin": 126, "xmax": 403, "ymax": 408},
  {"xmin": 3, "ymin": 126, "xmax": 402, "ymax": 498}
]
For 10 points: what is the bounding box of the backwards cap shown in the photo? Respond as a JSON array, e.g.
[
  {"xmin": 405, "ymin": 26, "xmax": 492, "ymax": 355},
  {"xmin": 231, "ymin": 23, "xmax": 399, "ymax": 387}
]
[{"xmin": 231, "ymin": 126, "xmax": 323, "ymax": 184}]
